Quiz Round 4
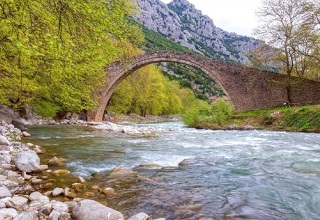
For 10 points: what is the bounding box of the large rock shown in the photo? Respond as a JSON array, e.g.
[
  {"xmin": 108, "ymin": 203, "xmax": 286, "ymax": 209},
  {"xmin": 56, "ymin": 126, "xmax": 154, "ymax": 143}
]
[
  {"xmin": 6, "ymin": 196, "xmax": 29, "ymax": 210},
  {"xmin": 12, "ymin": 119, "xmax": 28, "ymax": 131},
  {"xmin": 72, "ymin": 199, "xmax": 124, "ymax": 220},
  {"xmin": 0, "ymin": 186, "xmax": 12, "ymax": 198},
  {"xmin": 12, "ymin": 211, "xmax": 38, "ymax": 220},
  {"xmin": 48, "ymin": 156, "xmax": 63, "ymax": 166},
  {"xmin": 0, "ymin": 208, "xmax": 18, "ymax": 218},
  {"xmin": 0, "ymin": 135, "xmax": 10, "ymax": 146},
  {"xmin": 0, "ymin": 105, "xmax": 17, "ymax": 124},
  {"xmin": 52, "ymin": 187, "xmax": 64, "ymax": 197},
  {"xmin": 14, "ymin": 150, "xmax": 41, "ymax": 173},
  {"xmin": 29, "ymin": 191, "xmax": 50, "ymax": 203},
  {"xmin": 0, "ymin": 153, "xmax": 12, "ymax": 164},
  {"xmin": 108, "ymin": 167, "xmax": 137, "ymax": 177},
  {"xmin": 128, "ymin": 212, "xmax": 152, "ymax": 220},
  {"xmin": 51, "ymin": 201, "xmax": 69, "ymax": 213}
]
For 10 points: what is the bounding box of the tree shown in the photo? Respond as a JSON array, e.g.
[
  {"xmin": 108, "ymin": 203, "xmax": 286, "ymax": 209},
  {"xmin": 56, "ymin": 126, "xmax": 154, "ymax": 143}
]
[
  {"xmin": 107, "ymin": 64, "xmax": 184, "ymax": 117},
  {"xmin": 0, "ymin": 0, "xmax": 143, "ymax": 116},
  {"xmin": 255, "ymin": 0, "xmax": 320, "ymax": 103}
]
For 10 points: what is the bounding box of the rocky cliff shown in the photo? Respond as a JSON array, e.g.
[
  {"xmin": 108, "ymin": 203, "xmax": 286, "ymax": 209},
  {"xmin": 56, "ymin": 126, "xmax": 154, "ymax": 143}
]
[{"xmin": 135, "ymin": 0, "xmax": 262, "ymax": 64}]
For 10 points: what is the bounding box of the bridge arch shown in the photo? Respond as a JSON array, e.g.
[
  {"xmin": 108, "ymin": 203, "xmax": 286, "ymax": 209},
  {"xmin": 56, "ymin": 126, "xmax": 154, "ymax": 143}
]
[
  {"xmin": 90, "ymin": 50, "xmax": 320, "ymax": 122},
  {"xmin": 92, "ymin": 51, "xmax": 232, "ymax": 122}
]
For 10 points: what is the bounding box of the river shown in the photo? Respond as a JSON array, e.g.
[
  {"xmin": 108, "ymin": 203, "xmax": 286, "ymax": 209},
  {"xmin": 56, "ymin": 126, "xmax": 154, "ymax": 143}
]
[{"xmin": 28, "ymin": 122, "xmax": 320, "ymax": 220}]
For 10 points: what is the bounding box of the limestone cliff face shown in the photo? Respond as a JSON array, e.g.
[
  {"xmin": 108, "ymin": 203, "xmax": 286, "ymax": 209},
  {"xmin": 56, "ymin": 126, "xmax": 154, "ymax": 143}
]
[{"xmin": 135, "ymin": 0, "xmax": 262, "ymax": 63}]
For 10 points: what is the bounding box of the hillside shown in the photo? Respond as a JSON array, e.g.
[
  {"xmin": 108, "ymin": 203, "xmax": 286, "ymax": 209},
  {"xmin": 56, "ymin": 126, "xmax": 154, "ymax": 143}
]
[
  {"xmin": 135, "ymin": 0, "xmax": 263, "ymax": 64},
  {"xmin": 140, "ymin": 23, "xmax": 224, "ymax": 100}
]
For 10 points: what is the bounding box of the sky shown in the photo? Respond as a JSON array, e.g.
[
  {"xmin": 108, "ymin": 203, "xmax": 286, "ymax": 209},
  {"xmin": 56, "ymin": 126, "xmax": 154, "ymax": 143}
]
[{"xmin": 161, "ymin": 0, "xmax": 263, "ymax": 37}]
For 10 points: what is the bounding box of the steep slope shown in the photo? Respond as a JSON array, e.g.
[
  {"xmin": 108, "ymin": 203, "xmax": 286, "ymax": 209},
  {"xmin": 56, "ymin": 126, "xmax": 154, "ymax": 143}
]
[
  {"xmin": 140, "ymin": 23, "xmax": 223, "ymax": 100},
  {"xmin": 135, "ymin": 0, "xmax": 262, "ymax": 64}
]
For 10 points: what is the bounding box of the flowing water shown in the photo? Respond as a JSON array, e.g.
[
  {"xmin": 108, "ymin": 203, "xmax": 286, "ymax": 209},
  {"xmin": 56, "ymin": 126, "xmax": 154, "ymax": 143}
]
[{"xmin": 29, "ymin": 122, "xmax": 320, "ymax": 220}]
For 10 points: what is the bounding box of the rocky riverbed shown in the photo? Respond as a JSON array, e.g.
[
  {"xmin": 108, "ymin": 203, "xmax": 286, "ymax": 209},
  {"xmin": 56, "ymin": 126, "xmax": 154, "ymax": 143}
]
[{"xmin": 0, "ymin": 120, "xmax": 166, "ymax": 220}]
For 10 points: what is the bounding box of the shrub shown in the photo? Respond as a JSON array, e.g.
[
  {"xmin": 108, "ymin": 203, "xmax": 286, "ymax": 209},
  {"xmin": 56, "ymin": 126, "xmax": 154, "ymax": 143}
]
[
  {"xmin": 183, "ymin": 98, "xmax": 234, "ymax": 127},
  {"xmin": 32, "ymin": 101, "xmax": 61, "ymax": 118},
  {"xmin": 209, "ymin": 98, "xmax": 234, "ymax": 126}
]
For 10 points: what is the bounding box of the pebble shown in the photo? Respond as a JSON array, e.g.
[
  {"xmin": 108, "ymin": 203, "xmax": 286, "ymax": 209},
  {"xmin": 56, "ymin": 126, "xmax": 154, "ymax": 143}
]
[
  {"xmin": 52, "ymin": 187, "xmax": 64, "ymax": 197},
  {"xmin": 22, "ymin": 131, "xmax": 31, "ymax": 137},
  {"xmin": 52, "ymin": 169, "xmax": 70, "ymax": 175},
  {"xmin": 31, "ymin": 178, "xmax": 43, "ymax": 184}
]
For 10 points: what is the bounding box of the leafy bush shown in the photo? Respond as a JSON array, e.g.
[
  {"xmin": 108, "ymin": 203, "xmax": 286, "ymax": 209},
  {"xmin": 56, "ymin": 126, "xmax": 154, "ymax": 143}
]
[
  {"xmin": 182, "ymin": 99, "xmax": 211, "ymax": 126},
  {"xmin": 183, "ymin": 98, "xmax": 234, "ymax": 127},
  {"xmin": 209, "ymin": 98, "xmax": 234, "ymax": 126},
  {"xmin": 32, "ymin": 101, "xmax": 61, "ymax": 118}
]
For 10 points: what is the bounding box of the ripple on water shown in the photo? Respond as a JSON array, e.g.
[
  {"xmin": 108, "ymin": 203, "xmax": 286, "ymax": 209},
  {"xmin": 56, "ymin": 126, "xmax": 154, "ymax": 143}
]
[{"xmin": 28, "ymin": 122, "xmax": 320, "ymax": 220}]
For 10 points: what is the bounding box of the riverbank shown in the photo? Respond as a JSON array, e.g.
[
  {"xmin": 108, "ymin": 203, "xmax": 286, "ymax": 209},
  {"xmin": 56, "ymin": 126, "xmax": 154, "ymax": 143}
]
[
  {"xmin": 190, "ymin": 105, "xmax": 320, "ymax": 133},
  {"xmin": 0, "ymin": 120, "xmax": 165, "ymax": 219}
]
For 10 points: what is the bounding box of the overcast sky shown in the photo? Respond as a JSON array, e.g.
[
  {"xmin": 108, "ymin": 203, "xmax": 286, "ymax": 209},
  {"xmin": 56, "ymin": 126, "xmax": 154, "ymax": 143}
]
[{"xmin": 161, "ymin": 0, "xmax": 263, "ymax": 37}]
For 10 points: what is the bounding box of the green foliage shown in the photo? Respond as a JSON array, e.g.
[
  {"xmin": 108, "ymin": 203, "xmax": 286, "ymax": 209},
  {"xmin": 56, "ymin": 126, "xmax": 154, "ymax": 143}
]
[
  {"xmin": 163, "ymin": 63, "xmax": 224, "ymax": 101},
  {"xmin": 231, "ymin": 105, "xmax": 320, "ymax": 132},
  {"xmin": 210, "ymin": 98, "xmax": 234, "ymax": 125},
  {"xmin": 107, "ymin": 65, "xmax": 184, "ymax": 116},
  {"xmin": 182, "ymin": 99, "xmax": 212, "ymax": 127},
  {"xmin": 0, "ymin": 0, "xmax": 143, "ymax": 117},
  {"xmin": 255, "ymin": 0, "xmax": 320, "ymax": 83},
  {"xmin": 183, "ymin": 98, "xmax": 234, "ymax": 127},
  {"xmin": 32, "ymin": 101, "xmax": 61, "ymax": 118},
  {"xmin": 279, "ymin": 106, "xmax": 320, "ymax": 132}
]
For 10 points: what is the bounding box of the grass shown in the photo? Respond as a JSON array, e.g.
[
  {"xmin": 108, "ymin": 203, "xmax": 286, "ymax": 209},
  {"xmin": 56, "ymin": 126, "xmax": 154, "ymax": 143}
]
[{"xmin": 192, "ymin": 105, "xmax": 320, "ymax": 133}]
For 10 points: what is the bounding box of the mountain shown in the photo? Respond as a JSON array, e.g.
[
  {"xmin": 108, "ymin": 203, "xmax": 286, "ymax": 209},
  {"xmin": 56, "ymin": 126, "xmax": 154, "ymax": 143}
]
[{"xmin": 135, "ymin": 0, "xmax": 262, "ymax": 64}]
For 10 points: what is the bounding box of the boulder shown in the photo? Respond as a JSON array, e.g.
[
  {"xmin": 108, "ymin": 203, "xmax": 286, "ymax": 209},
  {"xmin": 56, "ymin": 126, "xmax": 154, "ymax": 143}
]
[
  {"xmin": 128, "ymin": 212, "xmax": 152, "ymax": 220},
  {"xmin": 0, "ymin": 208, "xmax": 18, "ymax": 219},
  {"xmin": 0, "ymin": 105, "xmax": 16, "ymax": 124},
  {"xmin": 47, "ymin": 157, "xmax": 63, "ymax": 166},
  {"xmin": 0, "ymin": 135, "xmax": 10, "ymax": 146},
  {"xmin": 21, "ymin": 131, "xmax": 31, "ymax": 137},
  {"xmin": 51, "ymin": 201, "xmax": 69, "ymax": 213},
  {"xmin": 48, "ymin": 210, "xmax": 60, "ymax": 220},
  {"xmin": 108, "ymin": 167, "xmax": 137, "ymax": 177},
  {"xmin": 14, "ymin": 150, "xmax": 41, "ymax": 173},
  {"xmin": 0, "ymin": 200, "xmax": 5, "ymax": 208},
  {"xmin": 0, "ymin": 186, "xmax": 11, "ymax": 198},
  {"xmin": 0, "ymin": 153, "xmax": 12, "ymax": 164},
  {"xmin": 72, "ymin": 183, "xmax": 85, "ymax": 193},
  {"xmin": 101, "ymin": 187, "xmax": 116, "ymax": 196},
  {"xmin": 12, "ymin": 119, "xmax": 28, "ymax": 131},
  {"xmin": 12, "ymin": 211, "xmax": 38, "ymax": 220},
  {"xmin": 72, "ymin": 199, "xmax": 124, "ymax": 220},
  {"xmin": 38, "ymin": 203, "xmax": 52, "ymax": 217},
  {"xmin": 52, "ymin": 187, "xmax": 64, "ymax": 197},
  {"xmin": 52, "ymin": 169, "xmax": 70, "ymax": 175},
  {"xmin": 58, "ymin": 212, "xmax": 71, "ymax": 220},
  {"xmin": 6, "ymin": 196, "xmax": 28, "ymax": 210},
  {"xmin": 29, "ymin": 191, "xmax": 50, "ymax": 204}
]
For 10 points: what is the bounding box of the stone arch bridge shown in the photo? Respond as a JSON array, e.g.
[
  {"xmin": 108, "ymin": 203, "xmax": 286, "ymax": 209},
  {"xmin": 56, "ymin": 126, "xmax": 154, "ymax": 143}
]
[{"xmin": 89, "ymin": 50, "xmax": 320, "ymax": 122}]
